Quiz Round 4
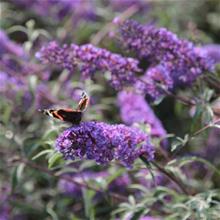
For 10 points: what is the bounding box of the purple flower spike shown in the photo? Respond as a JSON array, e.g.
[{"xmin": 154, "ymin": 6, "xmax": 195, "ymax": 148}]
[
  {"xmin": 118, "ymin": 20, "xmax": 213, "ymax": 100},
  {"xmin": 37, "ymin": 42, "xmax": 140, "ymax": 90},
  {"xmin": 56, "ymin": 121, "xmax": 154, "ymax": 167},
  {"xmin": 117, "ymin": 91, "xmax": 167, "ymax": 140},
  {"xmin": 35, "ymin": 41, "xmax": 78, "ymax": 71}
]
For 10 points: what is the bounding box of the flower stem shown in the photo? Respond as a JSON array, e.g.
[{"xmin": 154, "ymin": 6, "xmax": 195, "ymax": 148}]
[{"xmin": 140, "ymin": 155, "xmax": 190, "ymax": 195}]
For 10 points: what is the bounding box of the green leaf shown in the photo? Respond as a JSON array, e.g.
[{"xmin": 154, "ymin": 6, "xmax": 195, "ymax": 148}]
[
  {"xmin": 32, "ymin": 149, "xmax": 54, "ymax": 160},
  {"xmin": 11, "ymin": 167, "xmax": 18, "ymax": 192},
  {"xmin": 46, "ymin": 206, "xmax": 59, "ymax": 220},
  {"xmin": 23, "ymin": 139, "xmax": 42, "ymax": 157},
  {"xmin": 42, "ymin": 129, "xmax": 59, "ymax": 140},
  {"xmin": 129, "ymin": 184, "xmax": 149, "ymax": 193},
  {"xmin": 201, "ymin": 105, "xmax": 214, "ymax": 125},
  {"xmin": 128, "ymin": 195, "xmax": 136, "ymax": 206},
  {"xmin": 28, "ymin": 75, "xmax": 38, "ymax": 91},
  {"xmin": 168, "ymin": 156, "xmax": 220, "ymax": 176},
  {"xmin": 11, "ymin": 163, "xmax": 26, "ymax": 192},
  {"xmin": 48, "ymin": 152, "xmax": 63, "ymax": 169},
  {"xmin": 17, "ymin": 163, "xmax": 25, "ymax": 180},
  {"xmin": 170, "ymin": 134, "xmax": 189, "ymax": 152},
  {"xmin": 82, "ymin": 188, "xmax": 96, "ymax": 219},
  {"xmin": 1, "ymin": 100, "xmax": 12, "ymax": 124},
  {"xmin": 211, "ymin": 124, "xmax": 220, "ymax": 129},
  {"xmin": 106, "ymin": 168, "xmax": 125, "ymax": 185}
]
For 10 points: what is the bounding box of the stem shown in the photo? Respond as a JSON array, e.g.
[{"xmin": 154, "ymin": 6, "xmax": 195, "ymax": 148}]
[
  {"xmin": 162, "ymin": 89, "xmax": 196, "ymax": 106},
  {"xmin": 138, "ymin": 77, "xmax": 220, "ymax": 118},
  {"xmin": 204, "ymin": 75, "xmax": 220, "ymax": 92},
  {"xmin": 140, "ymin": 155, "xmax": 190, "ymax": 195},
  {"xmin": 138, "ymin": 78, "xmax": 196, "ymax": 106},
  {"xmin": 191, "ymin": 118, "xmax": 220, "ymax": 137},
  {"xmin": 11, "ymin": 157, "xmax": 127, "ymax": 202}
]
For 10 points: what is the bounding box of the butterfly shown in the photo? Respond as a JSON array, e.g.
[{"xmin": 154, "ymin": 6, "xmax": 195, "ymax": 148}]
[{"xmin": 39, "ymin": 92, "xmax": 89, "ymax": 124}]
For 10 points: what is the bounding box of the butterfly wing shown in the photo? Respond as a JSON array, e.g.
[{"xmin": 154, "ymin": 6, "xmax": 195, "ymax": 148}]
[
  {"xmin": 39, "ymin": 91, "xmax": 89, "ymax": 124},
  {"xmin": 40, "ymin": 109, "xmax": 82, "ymax": 124},
  {"xmin": 55, "ymin": 109, "xmax": 82, "ymax": 124},
  {"xmin": 77, "ymin": 92, "xmax": 89, "ymax": 111}
]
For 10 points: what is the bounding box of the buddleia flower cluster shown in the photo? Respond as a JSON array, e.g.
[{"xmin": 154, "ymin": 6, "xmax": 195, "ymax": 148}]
[
  {"xmin": 56, "ymin": 121, "xmax": 154, "ymax": 167},
  {"xmin": 118, "ymin": 20, "xmax": 214, "ymax": 101},
  {"xmin": 37, "ymin": 42, "xmax": 140, "ymax": 90}
]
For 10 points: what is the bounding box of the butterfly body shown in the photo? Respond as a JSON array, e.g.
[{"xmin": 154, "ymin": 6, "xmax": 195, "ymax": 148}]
[{"xmin": 39, "ymin": 92, "xmax": 89, "ymax": 124}]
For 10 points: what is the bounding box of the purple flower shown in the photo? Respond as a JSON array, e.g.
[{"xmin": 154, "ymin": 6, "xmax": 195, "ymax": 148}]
[
  {"xmin": 37, "ymin": 42, "xmax": 140, "ymax": 90},
  {"xmin": 200, "ymin": 44, "xmax": 220, "ymax": 65},
  {"xmin": 117, "ymin": 91, "xmax": 167, "ymax": 140},
  {"xmin": 56, "ymin": 121, "xmax": 154, "ymax": 167},
  {"xmin": 117, "ymin": 20, "xmax": 213, "ymax": 100}
]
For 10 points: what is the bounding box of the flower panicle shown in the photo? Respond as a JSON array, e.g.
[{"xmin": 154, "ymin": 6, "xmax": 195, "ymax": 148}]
[
  {"xmin": 56, "ymin": 121, "xmax": 154, "ymax": 168},
  {"xmin": 36, "ymin": 41, "xmax": 140, "ymax": 90},
  {"xmin": 118, "ymin": 19, "xmax": 214, "ymax": 100}
]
